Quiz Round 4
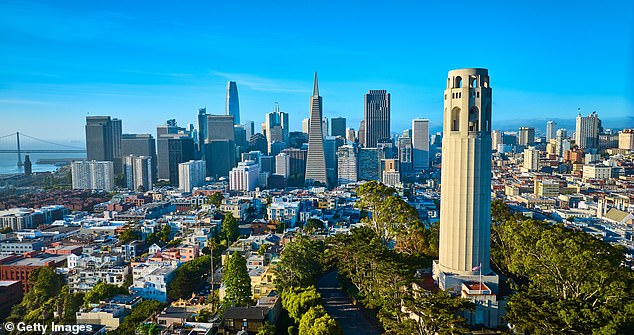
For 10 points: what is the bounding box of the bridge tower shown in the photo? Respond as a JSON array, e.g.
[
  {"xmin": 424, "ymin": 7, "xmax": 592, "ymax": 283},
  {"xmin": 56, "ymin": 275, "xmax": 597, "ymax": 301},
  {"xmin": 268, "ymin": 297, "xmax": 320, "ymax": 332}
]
[{"xmin": 17, "ymin": 132, "xmax": 23, "ymax": 167}]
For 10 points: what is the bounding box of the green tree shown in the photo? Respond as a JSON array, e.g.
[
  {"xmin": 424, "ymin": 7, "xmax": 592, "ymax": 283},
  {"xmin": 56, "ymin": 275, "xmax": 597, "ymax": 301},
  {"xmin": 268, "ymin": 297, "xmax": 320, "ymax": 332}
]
[
  {"xmin": 256, "ymin": 322, "xmax": 276, "ymax": 335},
  {"xmin": 111, "ymin": 300, "xmax": 164, "ymax": 335},
  {"xmin": 304, "ymin": 218, "xmax": 324, "ymax": 233},
  {"xmin": 392, "ymin": 290, "xmax": 472, "ymax": 335},
  {"xmin": 298, "ymin": 306, "xmax": 342, "ymax": 335},
  {"xmin": 221, "ymin": 212, "xmax": 239, "ymax": 244},
  {"xmin": 224, "ymin": 252, "xmax": 252, "ymax": 306},
  {"xmin": 136, "ymin": 322, "xmax": 160, "ymax": 335},
  {"xmin": 281, "ymin": 286, "xmax": 322, "ymax": 322},
  {"xmin": 118, "ymin": 228, "xmax": 139, "ymax": 243},
  {"xmin": 84, "ymin": 282, "xmax": 129, "ymax": 306},
  {"xmin": 491, "ymin": 201, "xmax": 634, "ymax": 334},
  {"xmin": 356, "ymin": 181, "xmax": 421, "ymax": 244},
  {"xmin": 205, "ymin": 192, "xmax": 225, "ymax": 208},
  {"xmin": 167, "ymin": 255, "xmax": 211, "ymax": 301},
  {"xmin": 275, "ymin": 236, "xmax": 324, "ymax": 290}
]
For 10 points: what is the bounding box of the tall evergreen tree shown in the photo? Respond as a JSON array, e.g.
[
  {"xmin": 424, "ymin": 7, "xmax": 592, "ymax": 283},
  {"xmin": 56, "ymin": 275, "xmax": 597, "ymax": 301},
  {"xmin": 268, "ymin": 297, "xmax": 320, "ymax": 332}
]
[{"xmin": 224, "ymin": 252, "xmax": 252, "ymax": 306}]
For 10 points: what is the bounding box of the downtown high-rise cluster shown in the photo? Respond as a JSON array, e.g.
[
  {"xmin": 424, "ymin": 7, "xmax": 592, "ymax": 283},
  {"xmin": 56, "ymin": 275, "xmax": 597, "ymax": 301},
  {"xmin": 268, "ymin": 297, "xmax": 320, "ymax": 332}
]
[{"xmin": 80, "ymin": 73, "xmax": 434, "ymax": 192}]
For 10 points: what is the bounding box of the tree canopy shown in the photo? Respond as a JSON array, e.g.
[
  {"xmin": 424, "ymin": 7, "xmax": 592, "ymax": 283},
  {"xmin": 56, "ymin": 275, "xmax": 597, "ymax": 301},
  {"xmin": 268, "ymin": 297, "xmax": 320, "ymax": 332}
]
[
  {"xmin": 491, "ymin": 200, "xmax": 634, "ymax": 334},
  {"xmin": 298, "ymin": 305, "xmax": 342, "ymax": 335},
  {"xmin": 281, "ymin": 286, "xmax": 322, "ymax": 323},
  {"xmin": 221, "ymin": 212, "xmax": 239, "ymax": 244},
  {"xmin": 83, "ymin": 282, "xmax": 128, "ymax": 306},
  {"xmin": 274, "ymin": 236, "xmax": 324, "ymax": 291},
  {"xmin": 224, "ymin": 252, "xmax": 252, "ymax": 307},
  {"xmin": 167, "ymin": 255, "xmax": 211, "ymax": 301}
]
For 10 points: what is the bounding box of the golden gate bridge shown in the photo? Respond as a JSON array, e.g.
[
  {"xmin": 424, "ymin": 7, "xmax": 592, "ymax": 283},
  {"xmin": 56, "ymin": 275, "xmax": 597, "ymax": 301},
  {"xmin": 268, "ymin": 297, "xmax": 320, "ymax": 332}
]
[{"xmin": 0, "ymin": 132, "xmax": 86, "ymax": 167}]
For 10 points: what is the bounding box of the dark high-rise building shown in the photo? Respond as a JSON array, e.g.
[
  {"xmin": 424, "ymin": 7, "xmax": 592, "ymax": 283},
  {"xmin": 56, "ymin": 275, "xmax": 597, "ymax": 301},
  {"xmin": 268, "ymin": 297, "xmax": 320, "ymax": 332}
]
[
  {"xmin": 282, "ymin": 148, "xmax": 307, "ymax": 187},
  {"xmin": 204, "ymin": 140, "xmax": 236, "ymax": 180},
  {"xmin": 363, "ymin": 90, "xmax": 390, "ymax": 148},
  {"xmin": 288, "ymin": 131, "xmax": 308, "ymax": 149},
  {"xmin": 157, "ymin": 135, "xmax": 195, "ymax": 185},
  {"xmin": 122, "ymin": 133, "xmax": 157, "ymax": 181},
  {"xmin": 249, "ymin": 133, "xmax": 268, "ymax": 154},
  {"xmin": 24, "ymin": 155, "xmax": 32, "ymax": 176},
  {"xmin": 331, "ymin": 117, "xmax": 347, "ymax": 138},
  {"xmin": 85, "ymin": 116, "xmax": 122, "ymax": 174},
  {"xmin": 205, "ymin": 115, "xmax": 236, "ymax": 179},
  {"xmin": 226, "ymin": 81, "xmax": 240, "ymax": 125},
  {"xmin": 197, "ymin": 108, "xmax": 208, "ymax": 158},
  {"xmin": 358, "ymin": 148, "xmax": 380, "ymax": 181},
  {"xmin": 305, "ymin": 72, "xmax": 328, "ymax": 186},
  {"xmin": 324, "ymin": 136, "xmax": 343, "ymax": 187},
  {"xmin": 260, "ymin": 155, "xmax": 275, "ymax": 174}
]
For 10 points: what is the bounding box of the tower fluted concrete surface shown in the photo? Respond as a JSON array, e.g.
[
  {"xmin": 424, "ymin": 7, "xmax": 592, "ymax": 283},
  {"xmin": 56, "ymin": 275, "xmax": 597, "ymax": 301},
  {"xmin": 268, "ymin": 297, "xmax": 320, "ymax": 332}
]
[{"xmin": 438, "ymin": 68, "xmax": 492, "ymax": 276}]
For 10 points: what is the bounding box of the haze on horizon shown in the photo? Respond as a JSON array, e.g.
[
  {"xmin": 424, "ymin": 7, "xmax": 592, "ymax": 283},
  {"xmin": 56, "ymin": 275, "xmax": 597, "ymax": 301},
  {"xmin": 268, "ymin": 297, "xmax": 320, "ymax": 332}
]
[{"xmin": 1, "ymin": 0, "xmax": 633, "ymax": 142}]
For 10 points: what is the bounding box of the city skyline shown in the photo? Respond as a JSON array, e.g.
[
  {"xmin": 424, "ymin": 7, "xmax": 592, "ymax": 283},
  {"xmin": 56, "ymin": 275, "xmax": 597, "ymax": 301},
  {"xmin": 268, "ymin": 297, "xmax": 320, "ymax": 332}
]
[{"xmin": 1, "ymin": 1, "xmax": 633, "ymax": 141}]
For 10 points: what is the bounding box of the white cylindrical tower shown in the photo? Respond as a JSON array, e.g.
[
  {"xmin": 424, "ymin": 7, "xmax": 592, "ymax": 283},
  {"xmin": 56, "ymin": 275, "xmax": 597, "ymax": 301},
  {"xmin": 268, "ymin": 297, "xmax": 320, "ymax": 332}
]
[{"xmin": 438, "ymin": 68, "xmax": 492, "ymax": 276}]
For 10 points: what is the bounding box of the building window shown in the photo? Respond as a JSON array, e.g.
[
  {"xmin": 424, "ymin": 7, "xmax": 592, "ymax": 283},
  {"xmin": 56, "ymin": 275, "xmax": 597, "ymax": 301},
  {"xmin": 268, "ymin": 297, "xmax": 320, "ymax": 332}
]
[{"xmin": 451, "ymin": 108, "xmax": 460, "ymax": 131}]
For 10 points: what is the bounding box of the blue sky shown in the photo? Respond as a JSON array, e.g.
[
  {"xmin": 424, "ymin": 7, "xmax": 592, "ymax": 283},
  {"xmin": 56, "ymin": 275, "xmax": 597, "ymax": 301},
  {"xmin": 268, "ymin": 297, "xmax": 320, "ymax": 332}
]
[{"xmin": 1, "ymin": 0, "xmax": 633, "ymax": 143}]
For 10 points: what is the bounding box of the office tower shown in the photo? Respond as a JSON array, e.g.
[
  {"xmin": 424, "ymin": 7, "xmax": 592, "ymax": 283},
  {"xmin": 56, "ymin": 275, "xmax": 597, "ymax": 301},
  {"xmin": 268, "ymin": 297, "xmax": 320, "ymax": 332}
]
[
  {"xmin": 434, "ymin": 69, "xmax": 500, "ymax": 320},
  {"xmin": 358, "ymin": 148, "xmax": 380, "ymax": 181},
  {"xmin": 381, "ymin": 159, "xmax": 400, "ymax": 187},
  {"xmin": 331, "ymin": 117, "xmax": 346, "ymax": 138},
  {"xmin": 305, "ymin": 72, "xmax": 328, "ymax": 186},
  {"xmin": 337, "ymin": 144, "xmax": 357, "ymax": 185},
  {"xmin": 197, "ymin": 108, "xmax": 208, "ymax": 158},
  {"xmin": 85, "ymin": 116, "xmax": 122, "ymax": 174},
  {"xmin": 575, "ymin": 111, "xmax": 600, "ymax": 149},
  {"xmin": 234, "ymin": 125, "xmax": 247, "ymax": 148},
  {"xmin": 619, "ymin": 129, "xmax": 634, "ymax": 150},
  {"xmin": 270, "ymin": 142, "xmax": 286, "ymax": 157},
  {"xmin": 124, "ymin": 155, "xmax": 153, "ymax": 192},
  {"xmin": 243, "ymin": 121, "xmax": 255, "ymax": 140},
  {"xmin": 598, "ymin": 133, "xmax": 619, "ymax": 150},
  {"xmin": 249, "ymin": 133, "xmax": 268, "ymax": 154},
  {"xmin": 346, "ymin": 128, "xmax": 356, "ymax": 143},
  {"xmin": 412, "ymin": 118, "xmax": 430, "ymax": 172},
  {"xmin": 259, "ymin": 155, "xmax": 275, "ymax": 174},
  {"xmin": 523, "ymin": 147, "xmax": 540, "ymax": 171},
  {"xmin": 363, "ymin": 90, "xmax": 391, "ymax": 148},
  {"xmin": 157, "ymin": 135, "xmax": 195, "ymax": 185},
  {"xmin": 178, "ymin": 160, "xmax": 206, "ymax": 192},
  {"xmin": 324, "ymin": 136, "xmax": 343, "ymax": 187},
  {"xmin": 157, "ymin": 119, "xmax": 180, "ymax": 138},
  {"xmin": 555, "ymin": 129, "xmax": 567, "ymax": 156},
  {"xmin": 377, "ymin": 138, "xmax": 397, "ymax": 160},
  {"xmin": 282, "ymin": 148, "xmax": 307, "ymax": 187},
  {"xmin": 71, "ymin": 160, "xmax": 114, "ymax": 191},
  {"xmin": 122, "ymin": 134, "xmax": 157, "ymax": 181},
  {"xmin": 207, "ymin": 115, "xmax": 235, "ymax": 141},
  {"xmin": 226, "ymin": 81, "xmax": 240, "ymax": 124},
  {"xmin": 275, "ymin": 153, "xmax": 290, "ymax": 178},
  {"xmin": 24, "ymin": 155, "xmax": 32, "ymax": 176},
  {"xmin": 302, "ymin": 118, "xmax": 310, "ymax": 134},
  {"xmin": 518, "ymin": 127, "xmax": 535, "ymax": 146},
  {"xmin": 491, "ymin": 130, "xmax": 503, "ymax": 150},
  {"xmin": 288, "ymin": 131, "xmax": 308, "ymax": 149},
  {"xmin": 204, "ymin": 115, "xmax": 236, "ymax": 179},
  {"xmin": 322, "ymin": 118, "xmax": 329, "ymax": 137},
  {"xmin": 358, "ymin": 120, "xmax": 366, "ymax": 147},
  {"xmin": 263, "ymin": 103, "xmax": 289, "ymax": 154},
  {"xmin": 546, "ymin": 121, "xmax": 557, "ymax": 141},
  {"xmin": 398, "ymin": 132, "xmax": 413, "ymax": 179},
  {"xmin": 204, "ymin": 140, "xmax": 235, "ymax": 179},
  {"xmin": 229, "ymin": 161, "xmax": 259, "ymax": 191}
]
